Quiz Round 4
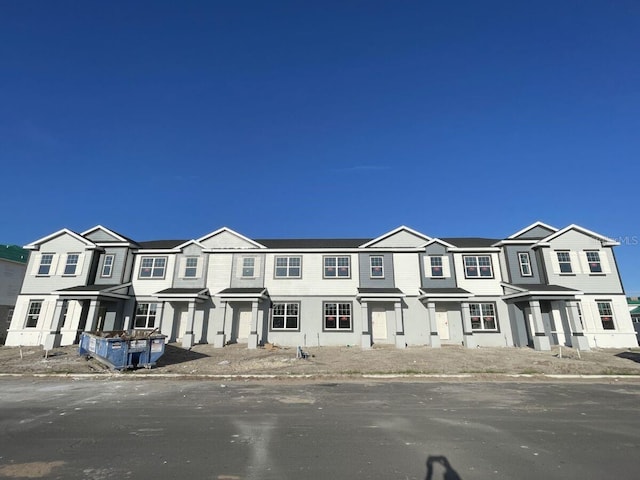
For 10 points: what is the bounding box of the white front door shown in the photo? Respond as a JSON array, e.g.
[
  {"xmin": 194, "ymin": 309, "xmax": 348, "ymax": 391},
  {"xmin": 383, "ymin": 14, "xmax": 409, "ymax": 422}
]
[
  {"xmin": 436, "ymin": 310, "xmax": 450, "ymax": 340},
  {"xmin": 372, "ymin": 310, "xmax": 388, "ymax": 340},
  {"xmin": 177, "ymin": 310, "xmax": 189, "ymax": 340},
  {"xmin": 237, "ymin": 309, "xmax": 252, "ymax": 341}
]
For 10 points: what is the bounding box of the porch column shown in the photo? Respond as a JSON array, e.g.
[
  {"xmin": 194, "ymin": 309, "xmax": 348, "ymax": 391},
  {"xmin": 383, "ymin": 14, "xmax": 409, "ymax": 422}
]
[
  {"xmin": 214, "ymin": 301, "xmax": 228, "ymax": 348},
  {"xmin": 530, "ymin": 300, "xmax": 551, "ymax": 351},
  {"xmin": 248, "ymin": 300, "xmax": 259, "ymax": 349},
  {"xmin": 567, "ymin": 300, "xmax": 590, "ymax": 351},
  {"xmin": 182, "ymin": 301, "xmax": 196, "ymax": 349},
  {"xmin": 461, "ymin": 302, "xmax": 477, "ymax": 348},
  {"xmin": 394, "ymin": 301, "xmax": 406, "ymax": 349},
  {"xmin": 427, "ymin": 302, "xmax": 441, "ymax": 348},
  {"xmin": 360, "ymin": 302, "xmax": 371, "ymax": 349},
  {"xmin": 84, "ymin": 300, "xmax": 100, "ymax": 332},
  {"xmin": 43, "ymin": 299, "xmax": 66, "ymax": 350}
]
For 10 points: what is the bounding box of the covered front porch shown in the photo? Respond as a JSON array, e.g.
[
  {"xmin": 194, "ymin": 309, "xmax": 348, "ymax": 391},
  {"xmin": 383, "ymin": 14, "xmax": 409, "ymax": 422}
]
[
  {"xmin": 356, "ymin": 288, "xmax": 406, "ymax": 349},
  {"xmin": 502, "ymin": 283, "xmax": 589, "ymax": 351},
  {"xmin": 418, "ymin": 288, "xmax": 475, "ymax": 348},
  {"xmin": 213, "ymin": 288, "xmax": 270, "ymax": 349},
  {"xmin": 153, "ymin": 288, "xmax": 211, "ymax": 348},
  {"xmin": 44, "ymin": 283, "xmax": 132, "ymax": 349}
]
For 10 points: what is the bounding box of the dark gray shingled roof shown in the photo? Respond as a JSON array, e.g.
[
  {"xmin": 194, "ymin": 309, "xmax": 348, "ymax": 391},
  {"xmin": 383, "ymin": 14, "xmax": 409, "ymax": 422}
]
[
  {"xmin": 137, "ymin": 240, "xmax": 188, "ymax": 249},
  {"xmin": 511, "ymin": 284, "xmax": 579, "ymax": 292},
  {"xmin": 358, "ymin": 287, "xmax": 404, "ymax": 295},
  {"xmin": 440, "ymin": 238, "xmax": 500, "ymax": 248},
  {"xmin": 56, "ymin": 284, "xmax": 122, "ymax": 292},
  {"xmin": 419, "ymin": 287, "xmax": 471, "ymax": 295},
  {"xmin": 155, "ymin": 288, "xmax": 209, "ymax": 295},
  {"xmin": 255, "ymin": 238, "xmax": 371, "ymax": 249},
  {"xmin": 217, "ymin": 287, "xmax": 267, "ymax": 295}
]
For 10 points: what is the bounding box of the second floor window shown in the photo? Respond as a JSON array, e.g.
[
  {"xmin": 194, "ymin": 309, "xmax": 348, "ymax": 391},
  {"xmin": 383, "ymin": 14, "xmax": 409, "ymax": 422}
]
[
  {"xmin": 38, "ymin": 254, "xmax": 54, "ymax": 275},
  {"xmin": 370, "ymin": 256, "xmax": 384, "ymax": 278},
  {"xmin": 430, "ymin": 256, "xmax": 444, "ymax": 277},
  {"xmin": 518, "ymin": 252, "xmax": 532, "ymax": 277},
  {"xmin": 556, "ymin": 251, "xmax": 572, "ymax": 273},
  {"xmin": 139, "ymin": 257, "xmax": 167, "ymax": 278},
  {"xmin": 184, "ymin": 257, "xmax": 199, "ymax": 278},
  {"xmin": 464, "ymin": 255, "xmax": 493, "ymax": 278},
  {"xmin": 242, "ymin": 257, "xmax": 255, "ymax": 277},
  {"xmin": 324, "ymin": 256, "xmax": 350, "ymax": 278},
  {"xmin": 275, "ymin": 256, "xmax": 301, "ymax": 278},
  {"xmin": 586, "ymin": 251, "xmax": 602, "ymax": 273},
  {"xmin": 64, "ymin": 254, "xmax": 80, "ymax": 275},
  {"xmin": 101, "ymin": 254, "xmax": 114, "ymax": 277}
]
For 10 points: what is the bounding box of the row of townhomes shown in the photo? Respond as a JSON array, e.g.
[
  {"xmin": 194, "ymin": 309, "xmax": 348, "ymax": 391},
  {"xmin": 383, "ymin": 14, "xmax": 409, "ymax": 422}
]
[{"xmin": 4, "ymin": 222, "xmax": 638, "ymax": 351}]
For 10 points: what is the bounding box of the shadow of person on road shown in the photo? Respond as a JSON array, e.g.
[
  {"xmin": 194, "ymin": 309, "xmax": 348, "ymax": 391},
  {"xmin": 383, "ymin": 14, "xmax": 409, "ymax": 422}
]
[{"xmin": 425, "ymin": 455, "xmax": 462, "ymax": 480}]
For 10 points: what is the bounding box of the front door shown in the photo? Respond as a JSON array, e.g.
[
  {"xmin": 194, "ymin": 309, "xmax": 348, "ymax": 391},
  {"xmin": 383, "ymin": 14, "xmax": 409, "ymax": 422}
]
[
  {"xmin": 237, "ymin": 308, "xmax": 252, "ymax": 341},
  {"xmin": 372, "ymin": 310, "xmax": 388, "ymax": 341},
  {"xmin": 176, "ymin": 309, "xmax": 189, "ymax": 341},
  {"xmin": 436, "ymin": 310, "xmax": 450, "ymax": 340}
]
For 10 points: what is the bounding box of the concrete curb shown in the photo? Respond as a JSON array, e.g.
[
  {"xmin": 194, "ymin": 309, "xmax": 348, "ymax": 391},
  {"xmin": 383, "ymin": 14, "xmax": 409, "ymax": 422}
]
[{"xmin": 1, "ymin": 372, "xmax": 640, "ymax": 381}]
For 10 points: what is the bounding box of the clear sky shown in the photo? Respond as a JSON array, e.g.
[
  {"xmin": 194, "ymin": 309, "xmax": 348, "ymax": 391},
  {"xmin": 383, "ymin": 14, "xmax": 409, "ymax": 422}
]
[{"xmin": 1, "ymin": 1, "xmax": 639, "ymax": 293}]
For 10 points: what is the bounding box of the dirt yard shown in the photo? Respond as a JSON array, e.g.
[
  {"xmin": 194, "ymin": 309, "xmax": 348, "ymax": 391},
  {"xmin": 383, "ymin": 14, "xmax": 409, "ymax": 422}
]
[{"xmin": 1, "ymin": 342, "xmax": 640, "ymax": 379}]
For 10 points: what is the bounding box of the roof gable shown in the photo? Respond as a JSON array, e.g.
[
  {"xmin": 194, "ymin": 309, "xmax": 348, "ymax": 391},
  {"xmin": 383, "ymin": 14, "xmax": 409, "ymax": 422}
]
[
  {"xmin": 534, "ymin": 224, "xmax": 618, "ymax": 247},
  {"xmin": 197, "ymin": 227, "xmax": 266, "ymax": 250},
  {"xmin": 24, "ymin": 228, "xmax": 97, "ymax": 251},
  {"xmin": 508, "ymin": 221, "xmax": 558, "ymax": 240},
  {"xmin": 360, "ymin": 226, "xmax": 431, "ymax": 249},
  {"xmin": 81, "ymin": 225, "xmax": 138, "ymax": 245}
]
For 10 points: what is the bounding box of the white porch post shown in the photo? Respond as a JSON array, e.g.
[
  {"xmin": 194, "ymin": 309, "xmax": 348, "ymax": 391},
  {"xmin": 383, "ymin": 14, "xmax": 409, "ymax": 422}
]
[
  {"xmin": 530, "ymin": 300, "xmax": 551, "ymax": 351},
  {"xmin": 567, "ymin": 300, "xmax": 590, "ymax": 350},
  {"xmin": 44, "ymin": 299, "xmax": 66, "ymax": 350},
  {"xmin": 248, "ymin": 300, "xmax": 259, "ymax": 349},
  {"xmin": 84, "ymin": 300, "xmax": 100, "ymax": 332},
  {"xmin": 182, "ymin": 301, "xmax": 196, "ymax": 349},
  {"xmin": 214, "ymin": 301, "xmax": 228, "ymax": 348},
  {"xmin": 394, "ymin": 301, "xmax": 406, "ymax": 348},
  {"xmin": 427, "ymin": 301, "xmax": 441, "ymax": 348},
  {"xmin": 461, "ymin": 302, "xmax": 477, "ymax": 348},
  {"xmin": 360, "ymin": 302, "xmax": 371, "ymax": 349}
]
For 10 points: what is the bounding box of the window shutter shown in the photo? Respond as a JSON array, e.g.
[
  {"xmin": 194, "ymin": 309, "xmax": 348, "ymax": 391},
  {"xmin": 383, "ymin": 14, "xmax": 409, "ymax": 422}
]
[
  {"xmin": 599, "ymin": 251, "xmax": 611, "ymax": 274},
  {"xmin": 31, "ymin": 253, "xmax": 42, "ymax": 275},
  {"xmin": 550, "ymin": 252, "xmax": 560, "ymax": 274},
  {"xmin": 423, "ymin": 256, "xmax": 430, "ymax": 276},
  {"xmin": 49, "ymin": 254, "xmax": 60, "ymax": 276},
  {"xmin": 569, "ymin": 251, "xmax": 581, "ymax": 274},
  {"xmin": 195, "ymin": 257, "xmax": 203, "ymax": 278},
  {"xmin": 236, "ymin": 257, "xmax": 243, "ymax": 278},
  {"xmin": 254, "ymin": 257, "xmax": 261, "ymax": 277},
  {"xmin": 442, "ymin": 256, "xmax": 451, "ymax": 278},
  {"xmin": 75, "ymin": 253, "xmax": 85, "ymax": 276},
  {"xmin": 179, "ymin": 257, "xmax": 186, "ymax": 278}
]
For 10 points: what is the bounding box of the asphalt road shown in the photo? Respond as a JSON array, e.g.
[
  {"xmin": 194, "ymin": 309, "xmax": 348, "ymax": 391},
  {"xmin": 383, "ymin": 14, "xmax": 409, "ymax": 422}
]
[{"xmin": 0, "ymin": 378, "xmax": 639, "ymax": 479}]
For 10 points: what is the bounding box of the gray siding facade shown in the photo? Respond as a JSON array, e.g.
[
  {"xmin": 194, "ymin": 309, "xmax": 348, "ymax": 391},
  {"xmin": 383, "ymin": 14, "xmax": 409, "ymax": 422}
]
[
  {"xmin": 358, "ymin": 253, "xmax": 395, "ymax": 288},
  {"xmin": 503, "ymin": 245, "xmax": 543, "ymax": 284},
  {"xmin": 420, "ymin": 244, "xmax": 457, "ymax": 289}
]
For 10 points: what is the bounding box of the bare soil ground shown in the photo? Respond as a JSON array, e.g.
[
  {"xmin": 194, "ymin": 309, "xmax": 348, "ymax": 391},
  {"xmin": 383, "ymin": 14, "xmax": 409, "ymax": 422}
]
[{"xmin": 2, "ymin": 342, "xmax": 640, "ymax": 379}]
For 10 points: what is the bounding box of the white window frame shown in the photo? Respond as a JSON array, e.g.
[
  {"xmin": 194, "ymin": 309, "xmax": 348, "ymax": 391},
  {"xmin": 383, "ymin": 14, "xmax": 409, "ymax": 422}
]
[
  {"xmin": 25, "ymin": 300, "xmax": 43, "ymax": 328},
  {"xmin": 138, "ymin": 257, "xmax": 167, "ymax": 279},
  {"xmin": 101, "ymin": 254, "xmax": 115, "ymax": 278},
  {"xmin": 370, "ymin": 256, "xmax": 384, "ymax": 278},
  {"xmin": 271, "ymin": 302, "xmax": 300, "ymax": 330},
  {"xmin": 430, "ymin": 256, "xmax": 444, "ymax": 277},
  {"xmin": 518, "ymin": 252, "xmax": 532, "ymax": 277},
  {"xmin": 63, "ymin": 253, "xmax": 80, "ymax": 276},
  {"xmin": 586, "ymin": 251, "xmax": 603, "ymax": 273},
  {"xmin": 323, "ymin": 302, "xmax": 352, "ymax": 331},
  {"xmin": 463, "ymin": 255, "xmax": 493, "ymax": 278},
  {"xmin": 556, "ymin": 251, "xmax": 573, "ymax": 274},
  {"xmin": 469, "ymin": 303, "xmax": 498, "ymax": 332},
  {"xmin": 38, "ymin": 254, "xmax": 55, "ymax": 276},
  {"xmin": 597, "ymin": 301, "xmax": 615, "ymax": 330},
  {"xmin": 241, "ymin": 257, "xmax": 256, "ymax": 278},
  {"xmin": 274, "ymin": 256, "xmax": 302, "ymax": 278},
  {"xmin": 183, "ymin": 257, "xmax": 199, "ymax": 278},
  {"xmin": 134, "ymin": 302, "xmax": 158, "ymax": 329},
  {"xmin": 324, "ymin": 256, "xmax": 350, "ymax": 278}
]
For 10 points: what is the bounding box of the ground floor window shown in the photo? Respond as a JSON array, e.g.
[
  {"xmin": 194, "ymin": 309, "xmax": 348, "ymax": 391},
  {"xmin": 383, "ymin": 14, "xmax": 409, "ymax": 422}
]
[
  {"xmin": 597, "ymin": 301, "xmax": 615, "ymax": 330},
  {"xmin": 134, "ymin": 303, "xmax": 158, "ymax": 328},
  {"xmin": 324, "ymin": 302, "xmax": 352, "ymax": 330},
  {"xmin": 25, "ymin": 300, "xmax": 43, "ymax": 328},
  {"xmin": 271, "ymin": 303, "xmax": 299, "ymax": 330},
  {"xmin": 469, "ymin": 303, "xmax": 497, "ymax": 331}
]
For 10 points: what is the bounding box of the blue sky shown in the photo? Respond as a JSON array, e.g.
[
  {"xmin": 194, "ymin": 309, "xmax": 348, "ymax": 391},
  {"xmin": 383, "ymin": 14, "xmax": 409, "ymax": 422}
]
[{"xmin": 2, "ymin": 1, "xmax": 639, "ymax": 292}]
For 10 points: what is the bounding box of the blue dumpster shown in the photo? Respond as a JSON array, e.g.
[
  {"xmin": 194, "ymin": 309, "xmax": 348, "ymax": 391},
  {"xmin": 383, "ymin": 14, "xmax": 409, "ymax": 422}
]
[{"xmin": 79, "ymin": 330, "xmax": 167, "ymax": 370}]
